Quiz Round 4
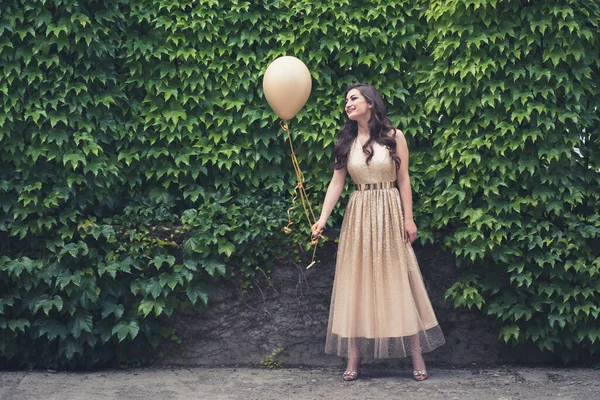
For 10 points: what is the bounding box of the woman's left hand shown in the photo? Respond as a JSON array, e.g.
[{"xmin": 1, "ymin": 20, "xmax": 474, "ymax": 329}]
[{"xmin": 404, "ymin": 219, "xmax": 417, "ymax": 244}]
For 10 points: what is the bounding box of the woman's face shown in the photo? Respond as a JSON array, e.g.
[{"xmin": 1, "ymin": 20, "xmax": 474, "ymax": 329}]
[{"xmin": 345, "ymin": 88, "xmax": 372, "ymax": 121}]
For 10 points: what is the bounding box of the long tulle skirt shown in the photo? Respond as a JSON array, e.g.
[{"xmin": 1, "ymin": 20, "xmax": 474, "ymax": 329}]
[{"xmin": 325, "ymin": 187, "xmax": 445, "ymax": 359}]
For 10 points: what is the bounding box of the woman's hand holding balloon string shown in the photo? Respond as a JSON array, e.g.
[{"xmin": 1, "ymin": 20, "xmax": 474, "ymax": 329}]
[{"xmin": 311, "ymin": 218, "xmax": 326, "ymax": 238}]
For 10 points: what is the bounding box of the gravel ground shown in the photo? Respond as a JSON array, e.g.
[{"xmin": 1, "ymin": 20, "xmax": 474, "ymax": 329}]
[{"xmin": 0, "ymin": 365, "xmax": 598, "ymax": 400}]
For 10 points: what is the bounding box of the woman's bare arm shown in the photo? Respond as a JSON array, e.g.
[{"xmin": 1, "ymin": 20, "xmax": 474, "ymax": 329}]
[
  {"xmin": 394, "ymin": 129, "xmax": 417, "ymax": 243},
  {"xmin": 312, "ymin": 167, "xmax": 347, "ymax": 236}
]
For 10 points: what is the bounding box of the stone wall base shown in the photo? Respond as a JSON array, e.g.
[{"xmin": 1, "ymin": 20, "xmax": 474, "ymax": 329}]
[{"xmin": 159, "ymin": 243, "xmax": 549, "ymax": 367}]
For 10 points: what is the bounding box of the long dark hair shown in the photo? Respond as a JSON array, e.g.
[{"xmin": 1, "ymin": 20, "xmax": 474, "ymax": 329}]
[{"xmin": 332, "ymin": 83, "xmax": 400, "ymax": 170}]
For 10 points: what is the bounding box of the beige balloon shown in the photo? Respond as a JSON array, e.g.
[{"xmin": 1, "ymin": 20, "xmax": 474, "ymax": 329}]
[{"xmin": 263, "ymin": 56, "xmax": 312, "ymax": 120}]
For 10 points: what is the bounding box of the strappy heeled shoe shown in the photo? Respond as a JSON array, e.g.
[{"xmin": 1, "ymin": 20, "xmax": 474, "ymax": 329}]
[
  {"xmin": 413, "ymin": 370, "xmax": 428, "ymax": 381},
  {"xmin": 343, "ymin": 370, "xmax": 359, "ymax": 381}
]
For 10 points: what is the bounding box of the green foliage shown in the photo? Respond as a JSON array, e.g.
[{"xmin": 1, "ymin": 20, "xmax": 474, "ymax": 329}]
[
  {"xmin": 253, "ymin": 347, "xmax": 284, "ymax": 369},
  {"xmin": 423, "ymin": 0, "xmax": 600, "ymax": 361},
  {"xmin": 0, "ymin": 0, "xmax": 599, "ymax": 368}
]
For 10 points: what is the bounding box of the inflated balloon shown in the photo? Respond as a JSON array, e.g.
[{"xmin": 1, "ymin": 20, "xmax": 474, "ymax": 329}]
[
  {"xmin": 263, "ymin": 56, "xmax": 312, "ymax": 120},
  {"xmin": 261, "ymin": 56, "xmax": 319, "ymax": 269}
]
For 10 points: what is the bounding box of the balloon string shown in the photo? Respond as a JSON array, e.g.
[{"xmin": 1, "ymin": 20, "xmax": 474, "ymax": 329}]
[{"xmin": 280, "ymin": 120, "xmax": 319, "ymax": 270}]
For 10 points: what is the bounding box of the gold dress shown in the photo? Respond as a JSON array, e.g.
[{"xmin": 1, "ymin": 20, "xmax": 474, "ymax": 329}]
[{"xmin": 325, "ymin": 136, "xmax": 445, "ymax": 359}]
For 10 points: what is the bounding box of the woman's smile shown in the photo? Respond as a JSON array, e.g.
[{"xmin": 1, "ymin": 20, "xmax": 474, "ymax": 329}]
[{"xmin": 345, "ymin": 88, "xmax": 371, "ymax": 120}]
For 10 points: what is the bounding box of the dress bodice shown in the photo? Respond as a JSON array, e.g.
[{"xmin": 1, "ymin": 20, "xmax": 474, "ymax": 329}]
[{"xmin": 347, "ymin": 137, "xmax": 397, "ymax": 184}]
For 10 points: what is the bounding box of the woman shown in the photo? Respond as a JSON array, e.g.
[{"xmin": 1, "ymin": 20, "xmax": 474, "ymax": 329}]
[{"xmin": 311, "ymin": 83, "xmax": 445, "ymax": 381}]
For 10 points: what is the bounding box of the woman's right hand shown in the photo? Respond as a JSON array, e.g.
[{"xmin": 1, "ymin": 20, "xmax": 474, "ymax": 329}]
[{"xmin": 311, "ymin": 218, "xmax": 326, "ymax": 238}]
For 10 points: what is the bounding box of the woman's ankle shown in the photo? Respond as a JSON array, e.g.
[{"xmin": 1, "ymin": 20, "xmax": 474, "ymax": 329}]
[
  {"xmin": 346, "ymin": 357, "xmax": 361, "ymax": 370},
  {"xmin": 411, "ymin": 353, "xmax": 426, "ymax": 369}
]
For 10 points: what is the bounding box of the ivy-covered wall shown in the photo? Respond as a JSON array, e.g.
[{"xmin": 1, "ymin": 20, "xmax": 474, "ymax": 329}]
[
  {"xmin": 423, "ymin": 1, "xmax": 600, "ymax": 361},
  {"xmin": 0, "ymin": 0, "xmax": 598, "ymax": 368}
]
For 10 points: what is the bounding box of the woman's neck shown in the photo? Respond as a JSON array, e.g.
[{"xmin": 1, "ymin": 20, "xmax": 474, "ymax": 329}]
[{"xmin": 356, "ymin": 120, "xmax": 370, "ymax": 137}]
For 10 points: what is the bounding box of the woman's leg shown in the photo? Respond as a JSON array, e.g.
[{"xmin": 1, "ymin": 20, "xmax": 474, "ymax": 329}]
[
  {"xmin": 411, "ymin": 351, "xmax": 427, "ymax": 379},
  {"xmin": 409, "ymin": 334, "xmax": 427, "ymax": 381},
  {"xmin": 343, "ymin": 338, "xmax": 361, "ymax": 381}
]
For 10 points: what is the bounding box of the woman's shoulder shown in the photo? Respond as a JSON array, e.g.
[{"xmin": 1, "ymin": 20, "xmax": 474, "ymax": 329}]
[{"xmin": 386, "ymin": 128, "xmax": 405, "ymax": 139}]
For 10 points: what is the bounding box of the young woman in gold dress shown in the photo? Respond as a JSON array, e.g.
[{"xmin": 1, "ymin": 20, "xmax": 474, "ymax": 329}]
[{"xmin": 311, "ymin": 83, "xmax": 445, "ymax": 381}]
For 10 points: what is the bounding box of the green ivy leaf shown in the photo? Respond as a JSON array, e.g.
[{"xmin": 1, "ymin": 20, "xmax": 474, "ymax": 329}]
[
  {"xmin": 68, "ymin": 311, "xmax": 93, "ymax": 339},
  {"xmin": 499, "ymin": 325, "xmax": 521, "ymax": 343},
  {"xmin": 202, "ymin": 259, "xmax": 227, "ymax": 277},
  {"xmin": 36, "ymin": 319, "xmax": 68, "ymax": 341},
  {"xmin": 217, "ymin": 242, "xmax": 235, "ymax": 257},
  {"xmin": 112, "ymin": 320, "xmax": 140, "ymax": 342},
  {"xmin": 186, "ymin": 282, "xmax": 210, "ymax": 306},
  {"xmin": 7, "ymin": 318, "xmax": 30, "ymax": 333}
]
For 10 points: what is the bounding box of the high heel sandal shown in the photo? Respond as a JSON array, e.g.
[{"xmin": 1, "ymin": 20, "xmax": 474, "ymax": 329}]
[
  {"xmin": 413, "ymin": 370, "xmax": 428, "ymax": 381},
  {"xmin": 343, "ymin": 370, "xmax": 359, "ymax": 381}
]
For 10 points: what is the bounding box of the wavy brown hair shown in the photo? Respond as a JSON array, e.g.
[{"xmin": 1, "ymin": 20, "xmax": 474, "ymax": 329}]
[{"xmin": 332, "ymin": 83, "xmax": 401, "ymax": 170}]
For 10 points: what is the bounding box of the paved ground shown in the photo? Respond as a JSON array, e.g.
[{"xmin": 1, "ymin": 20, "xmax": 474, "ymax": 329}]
[{"xmin": 0, "ymin": 365, "xmax": 598, "ymax": 400}]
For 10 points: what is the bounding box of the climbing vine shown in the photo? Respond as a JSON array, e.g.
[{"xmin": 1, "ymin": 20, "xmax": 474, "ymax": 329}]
[{"xmin": 0, "ymin": 0, "xmax": 598, "ymax": 367}]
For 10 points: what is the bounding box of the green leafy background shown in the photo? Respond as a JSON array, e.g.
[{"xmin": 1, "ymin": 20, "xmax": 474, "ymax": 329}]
[{"xmin": 0, "ymin": 0, "xmax": 598, "ymax": 368}]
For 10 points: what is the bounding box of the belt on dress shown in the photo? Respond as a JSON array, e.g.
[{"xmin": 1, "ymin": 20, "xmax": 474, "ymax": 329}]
[{"xmin": 356, "ymin": 181, "xmax": 397, "ymax": 191}]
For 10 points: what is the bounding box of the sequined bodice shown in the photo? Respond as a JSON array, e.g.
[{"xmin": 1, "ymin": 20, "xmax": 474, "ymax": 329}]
[{"xmin": 347, "ymin": 137, "xmax": 397, "ymax": 184}]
